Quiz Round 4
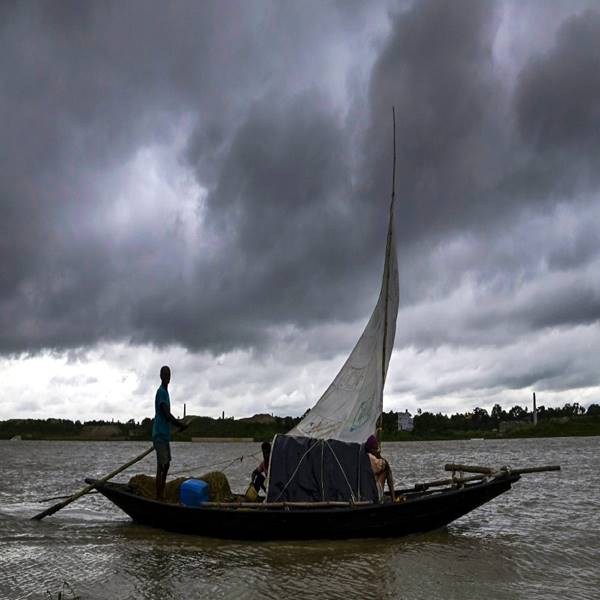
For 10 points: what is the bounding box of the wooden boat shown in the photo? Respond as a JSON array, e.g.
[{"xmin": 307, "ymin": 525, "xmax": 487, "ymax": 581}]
[
  {"xmin": 79, "ymin": 123, "xmax": 558, "ymax": 538},
  {"xmin": 86, "ymin": 472, "xmax": 520, "ymax": 540},
  {"xmin": 37, "ymin": 119, "xmax": 559, "ymax": 533}
]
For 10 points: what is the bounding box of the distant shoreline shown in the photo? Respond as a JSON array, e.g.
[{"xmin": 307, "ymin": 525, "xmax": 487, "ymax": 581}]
[
  {"xmin": 3, "ymin": 414, "xmax": 599, "ymax": 443},
  {"xmin": 4, "ymin": 431, "xmax": 599, "ymax": 443}
]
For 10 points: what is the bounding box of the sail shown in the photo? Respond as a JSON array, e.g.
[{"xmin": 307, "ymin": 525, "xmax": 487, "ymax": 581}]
[{"xmin": 288, "ymin": 209, "xmax": 399, "ymax": 443}]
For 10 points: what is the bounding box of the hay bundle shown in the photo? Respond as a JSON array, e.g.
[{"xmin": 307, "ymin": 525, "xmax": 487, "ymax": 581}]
[
  {"xmin": 128, "ymin": 471, "xmax": 233, "ymax": 503},
  {"xmin": 194, "ymin": 471, "xmax": 233, "ymax": 502},
  {"xmin": 128, "ymin": 474, "xmax": 188, "ymax": 504}
]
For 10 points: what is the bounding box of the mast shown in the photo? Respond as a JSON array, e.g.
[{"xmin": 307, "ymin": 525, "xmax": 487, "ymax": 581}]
[
  {"xmin": 377, "ymin": 107, "xmax": 397, "ymax": 442},
  {"xmin": 289, "ymin": 108, "xmax": 400, "ymax": 443}
]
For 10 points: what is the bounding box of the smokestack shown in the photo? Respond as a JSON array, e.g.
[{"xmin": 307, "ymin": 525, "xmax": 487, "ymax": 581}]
[
  {"xmin": 183, "ymin": 403, "xmax": 186, "ymax": 418},
  {"xmin": 222, "ymin": 410, "xmax": 225, "ymax": 420},
  {"xmin": 533, "ymin": 392, "xmax": 538, "ymax": 426}
]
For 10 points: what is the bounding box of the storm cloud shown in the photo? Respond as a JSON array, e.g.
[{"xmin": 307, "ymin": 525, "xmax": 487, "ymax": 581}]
[{"xmin": 1, "ymin": 0, "xmax": 600, "ymax": 419}]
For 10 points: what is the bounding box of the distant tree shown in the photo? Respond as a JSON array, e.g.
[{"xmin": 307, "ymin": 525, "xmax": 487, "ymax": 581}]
[
  {"xmin": 449, "ymin": 412, "xmax": 468, "ymax": 431},
  {"xmin": 491, "ymin": 403, "xmax": 506, "ymax": 426},
  {"xmin": 508, "ymin": 405, "xmax": 527, "ymax": 421},
  {"xmin": 414, "ymin": 412, "xmax": 450, "ymax": 434},
  {"xmin": 471, "ymin": 407, "xmax": 491, "ymax": 430},
  {"xmin": 381, "ymin": 410, "xmax": 398, "ymax": 433},
  {"xmin": 585, "ymin": 403, "xmax": 600, "ymax": 416},
  {"xmin": 572, "ymin": 402, "xmax": 585, "ymax": 416},
  {"xmin": 556, "ymin": 403, "xmax": 584, "ymax": 417}
]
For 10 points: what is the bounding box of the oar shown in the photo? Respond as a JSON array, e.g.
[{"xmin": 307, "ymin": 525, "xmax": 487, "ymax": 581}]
[{"xmin": 32, "ymin": 446, "xmax": 153, "ymax": 521}]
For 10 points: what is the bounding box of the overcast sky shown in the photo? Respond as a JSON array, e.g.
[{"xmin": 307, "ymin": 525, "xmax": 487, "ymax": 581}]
[{"xmin": 2, "ymin": 0, "xmax": 600, "ymax": 422}]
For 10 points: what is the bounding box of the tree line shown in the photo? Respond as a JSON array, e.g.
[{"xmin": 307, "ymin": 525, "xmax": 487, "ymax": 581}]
[
  {"xmin": 1, "ymin": 402, "xmax": 599, "ymax": 440},
  {"xmin": 0, "ymin": 415, "xmax": 302, "ymax": 441},
  {"xmin": 381, "ymin": 402, "xmax": 600, "ymax": 436}
]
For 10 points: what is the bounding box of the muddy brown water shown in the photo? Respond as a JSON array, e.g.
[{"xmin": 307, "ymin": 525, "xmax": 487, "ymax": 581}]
[{"xmin": 1, "ymin": 437, "xmax": 598, "ymax": 599}]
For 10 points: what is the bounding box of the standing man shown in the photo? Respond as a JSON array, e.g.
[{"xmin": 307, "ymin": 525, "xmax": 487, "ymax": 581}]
[{"xmin": 153, "ymin": 365, "xmax": 187, "ymax": 500}]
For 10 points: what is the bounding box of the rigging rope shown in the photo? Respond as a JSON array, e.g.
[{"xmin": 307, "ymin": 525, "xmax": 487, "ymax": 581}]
[
  {"xmin": 36, "ymin": 451, "xmax": 263, "ymax": 503},
  {"xmin": 273, "ymin": 439, "xmax": 358, "ymax": 503},
  {"xmin": 324, "ymin": 440, "xmax": 357, "ymax": 502},
  {"xmin": 273, "ymin": 439, "xmax": 321, "ymax": 502},
  {"xmin": 169, "ymin": 451, "xmax": 262, "ymax": 477}
]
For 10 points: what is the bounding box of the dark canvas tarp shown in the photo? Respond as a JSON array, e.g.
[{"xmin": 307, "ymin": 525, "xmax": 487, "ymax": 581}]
[{"xmin": 266, "ymin": 435, "xmax": 379, "ymax": 503}]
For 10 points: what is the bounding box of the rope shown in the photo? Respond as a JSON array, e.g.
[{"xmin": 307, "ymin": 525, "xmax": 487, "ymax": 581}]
[
  {"xmin": 324, "ymin": 440, "xmax": 356, "ymax": 502},
  {"xmin": 273, "ymin": 439, "xmax": 358, "ymax": 503},
  {"xmin": 320, "ymin": 441, "xmax": 325, "ymax": 501},
  {"xmin": 356, "ymin": 444, "xmax": 362, "ymax": 501},
  {"xmin": 35, "ymin": 451, "xmax": 263, "ymax": 503},
  {"xmin": 170, "ymin": 451, "xmax": 262, "ymax": 477}
]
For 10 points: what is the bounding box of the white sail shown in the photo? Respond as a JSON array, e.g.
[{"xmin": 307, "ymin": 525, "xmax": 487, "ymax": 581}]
[{"xmin": 288, "ymin": 210, "xmax": 399, "ymax": 443}]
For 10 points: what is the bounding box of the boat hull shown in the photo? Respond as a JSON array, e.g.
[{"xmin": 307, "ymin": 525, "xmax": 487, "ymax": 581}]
[{"xmin": 88, "ymin": 474, "xmax": 519, "ymax": 540}]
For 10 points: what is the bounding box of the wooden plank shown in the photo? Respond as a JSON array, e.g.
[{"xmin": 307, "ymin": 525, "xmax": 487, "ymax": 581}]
[
  {"xmin": 196, "ymin": 500, "xmax": 374, "ymax": 509},
  {"xmin": 508, "ymin": 465, "xmax": 561, "ymax": 475},
  {"xmin": 411, "ymin": 473, "xmax": 488, "ymax": 491},
  {"xmin": 444, "ymin": 463, "xmax": 561, "ymax": 476},
  {"xmin": 444, "ymin": 463, "xmax": 495, "ymax": 474}
]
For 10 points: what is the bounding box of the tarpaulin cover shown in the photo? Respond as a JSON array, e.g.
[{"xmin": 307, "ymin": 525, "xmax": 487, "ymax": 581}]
[{"xmin": 266, "ymin": 435, "xmax": 379, "ymax": 503}]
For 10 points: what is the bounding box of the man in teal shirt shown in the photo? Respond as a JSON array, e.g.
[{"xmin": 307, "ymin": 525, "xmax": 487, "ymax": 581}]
[{"xmin": 153, "ymin": 365, "xmax": 187, "ymax": 500}]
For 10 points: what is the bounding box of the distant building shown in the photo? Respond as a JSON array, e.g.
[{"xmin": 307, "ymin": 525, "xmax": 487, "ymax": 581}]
[{"xmin": 397, "ymin": 410, "xmax": 414, "ymax": 432}]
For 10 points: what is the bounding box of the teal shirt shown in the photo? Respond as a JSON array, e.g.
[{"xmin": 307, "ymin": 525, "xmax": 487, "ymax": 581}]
[{"xmin": 152, "ymin": 385, "xmax": 171, "ymax": 442}]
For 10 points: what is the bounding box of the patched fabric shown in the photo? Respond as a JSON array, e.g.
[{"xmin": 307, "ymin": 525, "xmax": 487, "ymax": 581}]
[{"xmin": 266, "ymin": 435, "xmax": 379, "ymax": 503}]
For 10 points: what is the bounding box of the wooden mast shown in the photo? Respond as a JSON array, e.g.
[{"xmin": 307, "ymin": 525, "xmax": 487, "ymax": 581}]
[{"xmin": 377, "ymin": 107, "xmax": 397, "ymax": 442}]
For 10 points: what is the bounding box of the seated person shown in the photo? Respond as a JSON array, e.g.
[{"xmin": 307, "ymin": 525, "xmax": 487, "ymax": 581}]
[
  {"xmin": 365, "ymin": 435, "xmax": 395, "ymax": 501},
  {"xmin": 250, "ymin": 441, "xmax": 271, "ymax": 494}
]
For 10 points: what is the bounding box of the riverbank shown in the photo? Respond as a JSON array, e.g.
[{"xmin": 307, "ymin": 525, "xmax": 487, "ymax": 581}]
[
  {"xmin": 3, "ymin": 415, "xmax": 599, "ymax": 442},
  {"xmin": 385, "ymin": 416, "xmax": 600, "ymax": 441}
]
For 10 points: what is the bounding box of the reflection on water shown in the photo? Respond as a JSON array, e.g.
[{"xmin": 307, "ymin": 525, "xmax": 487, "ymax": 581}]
[{"xmin": 1, "ymin": 438, "xmax": 599, "ymax": 599}]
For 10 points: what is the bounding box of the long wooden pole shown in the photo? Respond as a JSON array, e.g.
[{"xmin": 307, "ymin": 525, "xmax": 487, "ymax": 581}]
[
  {"xmin": 444, "ymin": 463, "xmax": 561, "ymax": 475},
  {"xmin": 32, "ymin": 446, "xmax": 154, "ymax": 521},
  {"xmin": 378, "ymin": 107, "xmax": 397, "ymax": 442},
  {"xmin": 407, "ymin": 473, "xmax": 488, "ymax": 491}
]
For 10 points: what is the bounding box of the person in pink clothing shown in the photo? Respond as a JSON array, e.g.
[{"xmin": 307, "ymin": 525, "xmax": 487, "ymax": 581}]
[{"xmin": 365, "ymin": 435, "xmax": 395, "ymax": 502}]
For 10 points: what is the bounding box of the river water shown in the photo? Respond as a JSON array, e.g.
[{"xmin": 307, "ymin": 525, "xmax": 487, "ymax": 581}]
[{"xmin": 0, "ymin": 437, "xmax": 598, "ymax": 599}]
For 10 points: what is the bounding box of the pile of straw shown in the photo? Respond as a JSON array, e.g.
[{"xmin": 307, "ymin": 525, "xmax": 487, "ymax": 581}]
[
  {"xmin": 192, "ymin": 471, "xmax": 233, "ymax": 502},
  {"xmin": 128, "ymin": 474, "xmax": 188, "ymax": 503},
  {"xmin": 128, "ymin": 471, "xmax": 233, "ymax": 503}
]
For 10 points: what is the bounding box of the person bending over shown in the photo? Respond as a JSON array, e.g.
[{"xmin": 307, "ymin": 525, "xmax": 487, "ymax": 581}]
[
  {"xmin": 365, "ymin": 434, "xmax": 395, "ymax": 502},
  {"xmin": 250, "ymin": 441, "xmax": 271, "ymax": 494}
]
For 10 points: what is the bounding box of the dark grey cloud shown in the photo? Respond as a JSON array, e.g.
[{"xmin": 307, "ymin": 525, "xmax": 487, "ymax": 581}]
[
  {"xmin": 0, "ymin": 0, "xmax": 373, "ymax": 353},
  {"xmin": 364, "ymin": 0, "xmax": 507, "ymax": 244},
  {"xmin": 515, "ymin": 9, "xmax": 600, "ymax": 154},
  {"xmin": 1, "ymin": 0, "xmax": 600, "ymax": 407}
]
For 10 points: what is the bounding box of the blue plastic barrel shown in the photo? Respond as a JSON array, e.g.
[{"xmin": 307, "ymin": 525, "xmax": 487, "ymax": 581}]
[{"xmin": 179, "ymin": 479, "xmax": 209, "ymax": 506}]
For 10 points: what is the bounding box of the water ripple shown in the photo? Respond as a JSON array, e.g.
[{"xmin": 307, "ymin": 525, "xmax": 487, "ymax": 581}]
[{"xmin": 1, "ymin": 437, "xmax": 598, "ymax": 600}]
